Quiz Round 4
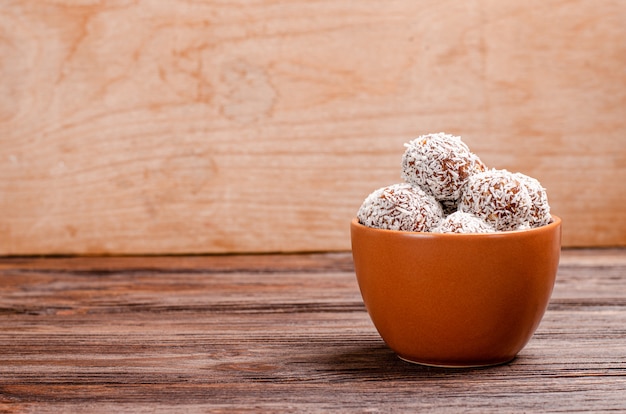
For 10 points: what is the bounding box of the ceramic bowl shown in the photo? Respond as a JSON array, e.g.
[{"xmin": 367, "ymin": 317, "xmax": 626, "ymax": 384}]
[{"xmin": 350, "ymin": 216, "xmax": 561, "ymax": 368}]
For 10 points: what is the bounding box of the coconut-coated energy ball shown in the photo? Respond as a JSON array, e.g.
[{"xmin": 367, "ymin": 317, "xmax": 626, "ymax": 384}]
[
  {"xmin": 357, "ymin": 183, "xmax": 443, "ymax": 232},
  {"xmin": 433, "ymin": 211, "xmax": 495, "ymax": 234},
  {"xmin": 401, "ymin": 132, "xmax": 486, "ymax": 202},
  {"xmin": 458, "ymin": 169, "xmax": 533, "ymax": 231},
  {"xmin": 514, "ymin": 172, "xmax": 552, "ymax": 227}
]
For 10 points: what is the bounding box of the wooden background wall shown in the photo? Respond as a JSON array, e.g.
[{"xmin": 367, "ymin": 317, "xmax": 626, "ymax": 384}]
[{"xmin": 1, "ymin": 0, "xmax": 625, "ymax": 255}]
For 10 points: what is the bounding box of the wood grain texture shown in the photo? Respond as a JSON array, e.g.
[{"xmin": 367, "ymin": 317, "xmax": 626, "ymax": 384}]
[
  {"xmin": 0, "ymin": 250, "xmax": 625, "ymax": 412},
  {"xmin": 1, "ymin": 0, "xmax": 625, "ymax": 254}
]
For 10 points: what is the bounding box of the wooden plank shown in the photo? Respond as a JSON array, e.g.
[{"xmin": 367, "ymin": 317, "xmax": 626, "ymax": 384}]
[
  {"xmin": 1, "ymin": 1, "xmax": 625, "ymax": 255},
  {"xmin": 1, "ymin": 249, "xmax": 625, "ymax": 412}
]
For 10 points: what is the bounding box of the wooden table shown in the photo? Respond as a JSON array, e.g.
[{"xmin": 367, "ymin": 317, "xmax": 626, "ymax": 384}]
[{"xmin": 1, "ymin": 249, "xmax": 625, "ymax": 412}]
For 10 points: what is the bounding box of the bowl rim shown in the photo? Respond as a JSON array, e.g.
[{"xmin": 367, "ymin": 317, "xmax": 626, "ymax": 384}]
[{"xmin": 351, "ymin": 215, "xmax": 561, "ymax": 238}]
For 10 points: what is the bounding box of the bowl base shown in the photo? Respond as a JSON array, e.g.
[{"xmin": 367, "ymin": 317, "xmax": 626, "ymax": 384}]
[{"xmin": 397, "ymin": 354, "xmax": 515, "ymax": 369}]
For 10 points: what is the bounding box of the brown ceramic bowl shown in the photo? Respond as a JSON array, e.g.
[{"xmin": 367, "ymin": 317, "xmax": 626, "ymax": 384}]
[{"xmin": 351, "ymin": 216, "xmax": 561, "ymax": 368}]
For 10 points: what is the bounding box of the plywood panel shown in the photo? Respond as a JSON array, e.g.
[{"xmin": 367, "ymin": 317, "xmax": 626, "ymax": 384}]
[{"xmin": 1, "ymin": 0, "xmax": 625, "ymax": 254}]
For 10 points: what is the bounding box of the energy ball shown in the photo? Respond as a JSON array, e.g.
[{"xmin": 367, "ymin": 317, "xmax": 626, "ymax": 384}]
[
  {"xmin": 515, "ymin": 172, "xmax": 552, "ymax": 227},
  {"xmin": 458, "ymin": 169, "xmax": 533, "ymax": 231},
  {"xmin": 401, "ymin": 132, "xmax": 486, "ymax": 202},
  {"xmin": 433, "ymin": 211, "xmax": 495, "ymax": 234},
  {"xmin": 357, "ymin": 183, "xmax": 443, "ymax": 232}
]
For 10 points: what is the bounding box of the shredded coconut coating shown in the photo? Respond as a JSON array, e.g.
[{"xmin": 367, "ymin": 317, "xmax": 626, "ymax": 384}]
[
  {"xmin": 357, "ymin": 183, "xmax": 443, "ymax": 232},
  {"xmin": 514, "ymin": 172, "xmax": 552, "ymax": 227},
  {"xmin": 458, "ymin": 169, "xmax": 533, "ymax": 231},
  {"xmin": 401, "ymin": 132, "xmax": 486, "ymax": 202},
  {"xmin": 433, "ymin": 211, "xmax": 496, "ymax": 234}
]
